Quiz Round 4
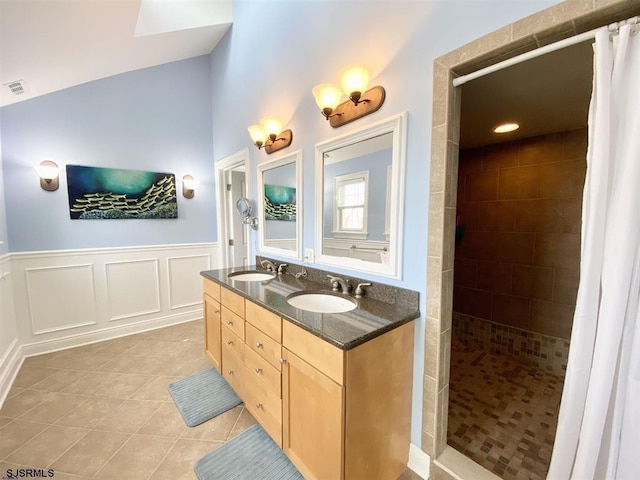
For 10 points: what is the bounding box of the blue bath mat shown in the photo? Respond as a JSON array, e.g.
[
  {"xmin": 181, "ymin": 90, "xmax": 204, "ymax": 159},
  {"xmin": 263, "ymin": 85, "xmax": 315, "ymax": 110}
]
[
  {"xmin": 194, "ymin": 424, "xmax": 303, "ymax": 480},
  {"xmin": 168, "ymin": 368, "xmax": 242, "ymax": 427}
]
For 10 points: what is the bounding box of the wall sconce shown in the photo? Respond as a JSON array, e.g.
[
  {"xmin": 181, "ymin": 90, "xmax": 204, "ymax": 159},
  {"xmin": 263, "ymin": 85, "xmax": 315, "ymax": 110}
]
[
  {"xmin": 312, "ymin": 63, "xmax": 385, "ymax": 128},
  {"xmin": 34, "ymin": 160, "xmax": 60, "ymax": 191},
  {"xmin": 247, "ymin": 116, "xmax": 293, "ymax": 154},
  {"xmin": 182, "ymin": 175, "xmax": 198, "ymax": 198}
]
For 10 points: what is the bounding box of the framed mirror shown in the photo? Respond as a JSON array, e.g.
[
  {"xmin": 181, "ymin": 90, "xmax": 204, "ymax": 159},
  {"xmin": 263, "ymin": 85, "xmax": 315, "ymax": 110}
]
[
  {"xmin": 257, "ymin": 150, "xmax": 303, "ymax": 260},
  {"xmin": 315, "ymin": 113, "xmax": 407, "ymax": 278}
]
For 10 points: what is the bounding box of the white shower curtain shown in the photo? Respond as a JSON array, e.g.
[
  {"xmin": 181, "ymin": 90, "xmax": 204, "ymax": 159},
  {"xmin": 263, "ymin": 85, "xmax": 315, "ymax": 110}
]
[{"xmin": 547, "ymin": 23, "xmax": 640, "ymax": 480}]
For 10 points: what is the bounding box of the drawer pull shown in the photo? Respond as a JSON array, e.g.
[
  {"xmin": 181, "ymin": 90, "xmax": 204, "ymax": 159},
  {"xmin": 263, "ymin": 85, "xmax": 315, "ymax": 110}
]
[
  {"xmin": 256, "ymin": 342, "xmax": 263, "ymax": 349},
  {"xmin": 228, "ymin": 370, "xmax": 234, "ymax": 375},
  {"xmin": 227, "ymin": 340, "xmax": 233, "ymax": 345},
  {"xmin": 256, "ymin": 403, "xmax": 263, "ymax": 409},
  {"xmin": 227, "ymin": 320, "xmax": 233, "ymax": 326},
  {"xmin": 215, "ymin": 309, "xmax": 220, "ymax": 314},
  {"xmin": 255, "ymin": 368, "xmax": 262, "ymax": 374},
  {"xmin": 279, "ymin": 357, "xmax": 286, "ymax": 364}
]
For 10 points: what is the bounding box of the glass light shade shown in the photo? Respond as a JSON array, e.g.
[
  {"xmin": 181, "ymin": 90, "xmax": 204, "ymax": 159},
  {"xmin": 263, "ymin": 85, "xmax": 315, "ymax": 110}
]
[
  {"xmin": 312, "ymin": 83, "xmax": 343, "ymax": 110},
  {"xmin": 260, "ymin": 117, "xmax": 283, "ymax": 137},
  {"xmin": 34, "ymin": 161, "xmax": 59, "ymax": 180},
  {"xmin": 248, "ymin": 124, "xmax": 267, "ymax": 144},
  {"xmin": 339, "ymin": 64, "xmax": 372, "ymax": 95},
  {"xmin": 182, "ymin": 176, "xmax": 198, "ymax": 190}
]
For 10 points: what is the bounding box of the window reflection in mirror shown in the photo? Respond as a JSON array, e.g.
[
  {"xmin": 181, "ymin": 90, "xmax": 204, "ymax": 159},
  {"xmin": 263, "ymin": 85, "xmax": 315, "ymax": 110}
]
[
  {"xmin": 315, "ymin": 113, "xmax": 406, "ymax": 278},
  {"xmin": 323, "ymin": 132, "xmax": 392, "ymax": 264},
  {"xmin": 257, "ymin": 150, "xmax": 303, "ymax": 260}
]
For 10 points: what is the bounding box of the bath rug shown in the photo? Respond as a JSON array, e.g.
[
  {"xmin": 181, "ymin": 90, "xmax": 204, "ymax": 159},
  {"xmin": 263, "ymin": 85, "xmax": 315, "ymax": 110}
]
[
  {"xmin": 168, "ymin": 368, "xmax": 242, "ymax": 427},
  {"xmin": 194, "ymin": 424, "xmax": 304, "ymax": 480}
]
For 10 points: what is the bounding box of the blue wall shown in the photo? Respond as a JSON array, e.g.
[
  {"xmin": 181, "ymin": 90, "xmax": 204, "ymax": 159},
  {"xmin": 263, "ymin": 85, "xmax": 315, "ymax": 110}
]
[
  {"xmin": 0, "ymin": 127, "xmax": 8, "ymax": 255},
  {"xmin": 0, "ymin": 56, "xmax": 215, "ymax": 252}
]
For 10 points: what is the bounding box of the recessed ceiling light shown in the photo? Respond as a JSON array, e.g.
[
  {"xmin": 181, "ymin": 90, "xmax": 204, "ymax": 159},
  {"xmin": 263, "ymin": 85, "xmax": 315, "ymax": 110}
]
[{"xmin": 493, "ymin": 123, "xmax": 520, "ymax": 134}]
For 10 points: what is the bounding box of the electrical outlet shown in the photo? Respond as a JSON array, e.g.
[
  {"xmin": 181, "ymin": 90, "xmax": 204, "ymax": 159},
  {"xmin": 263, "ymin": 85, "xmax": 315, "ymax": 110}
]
[{"xmin": 304, "ymin": 248, "xmax": 315, "ymax": 263}]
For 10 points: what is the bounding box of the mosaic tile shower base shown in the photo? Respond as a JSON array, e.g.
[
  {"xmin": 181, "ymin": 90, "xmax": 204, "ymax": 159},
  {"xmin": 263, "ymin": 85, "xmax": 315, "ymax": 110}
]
[
  {"xmin": 453, "ymin": 313, "xmax": 570, "ymax": 377},
  {"xmin": 447, "ymin": 337, "xmax": 564, "ymax": 480}
]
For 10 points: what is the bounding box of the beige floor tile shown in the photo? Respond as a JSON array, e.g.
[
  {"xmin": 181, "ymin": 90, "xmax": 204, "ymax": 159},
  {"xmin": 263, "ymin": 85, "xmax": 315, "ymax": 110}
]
[
  {"xmin": 0, "ymin": 416, "xmax": 12, "ymax": 428},
  {"xmin": 180, "ymin": 406, "xmax": 242, "ymax": 442},
  {"xmin": 5, "ymin": 424, "xmax": 88, "ymax": 468},
  {"xmin": 21, "ymin": 392, "xmax": 89, "ymax": 424},
  {"xmin": 55, "ymin": 396, "xmax": 125, "ymax": 428},
  {"xmin": 22, "ymin": 351, "xmax": 65, "ymax": 368},
  {"xmin": 6, "ymin": 386, "xmax": 25, "ymax": 399},
  {"xmin": 130, "ymin": 376, "xmax": 179, "ymax": 402},
  {"xmin": 94, "ymin": 434, "xmax": 176, "ymax": 480},
  {"xmin": 61, "ymin": 372, "xmax": 120, "ymax": 396},
  {"xmin": 0, "ymin": 389, "xmax": 48, "ymax": 418},
  {"xmin": 93, "ymin": 373, "xmax": 154, "ymax": 399},
  {"xmin": 29, "ymin": 370, "xmax": 89, "ymax": 392},
  {"xmin": 227, "ymin": 407, "xmax": 257, "ymax": 441},
  {"xmin": 137, "ymin": 403, "xmax": 189, "ymax": 438},
  {"xmin": 12, "ymin": 366, "xmax": 60, "ymax": 388},
  {"xmin": 0, "ymin": 419, "xmax": 49, "ymax": 459},
  {"xmin": 94, "ymin": 399, "xmax": 162, "ymax": 433},
  {"xmin": 55, "ymin": 352, "xmax": 115, "ymax": 372},
  {"xmin": 398, "ymin": 468, "xmax": 423, "ymax": 480},
  {"xmin": 150, "ymin": 438, "xmax": 222, "ymax": 480},
  {"xmin": 50, "ymin": 430, "xmax": 130, "ymax": 477}
]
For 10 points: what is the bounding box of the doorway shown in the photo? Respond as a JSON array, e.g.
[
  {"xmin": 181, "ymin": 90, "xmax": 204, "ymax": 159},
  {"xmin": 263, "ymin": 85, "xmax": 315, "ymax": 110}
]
[
  {"xmin": 423, "ymin": 2, "xmax": 640, "ymax": 480},
  {"xmin": 215, "ymin": 149, "xmax": 251, "ymax": 268}
]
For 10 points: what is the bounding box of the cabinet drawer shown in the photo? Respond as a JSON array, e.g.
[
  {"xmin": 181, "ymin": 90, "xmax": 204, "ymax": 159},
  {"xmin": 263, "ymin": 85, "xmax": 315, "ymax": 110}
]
[
  {"xmin": 221, "ymin": 306, "xmax": 245, "ymax": 340},
  {"xmin": 245, "ymin": 301, "xmax": 282, "ymax": 342},
  {"xmin": 283, "ymin": 321, "xmax": 344, "ymax": 385},
  {"xmin": 221, "ymin": 325, "xmax": 244, "ymax": 361},
  {"xmin": 204, "ymin": 296, "xmax": 221, "ymax": 372},
  {"xmin": 244, "ymin": 345, "xmax": 282, "ymax": 397},
  {"xmin": 246, "ymin": 323, "xmax": 282, "ymax": 371},
  {"xmin": 203, "ymin": 279, "xmax": 220, "ymax": 302},
  {"xmin": 221, "ymin": 287, "xmax": 245, "ymax": 318},
  {"xmin": 244, "ymin": 370, "xmax": 282, "ymax": 447},
  {"xmin": 222, "ymin": 345, "xmax": 244, "ymax": 397}
]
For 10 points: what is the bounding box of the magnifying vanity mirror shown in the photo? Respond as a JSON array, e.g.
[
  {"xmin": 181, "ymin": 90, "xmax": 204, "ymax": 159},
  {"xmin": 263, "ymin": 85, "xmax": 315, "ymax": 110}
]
[
  {"xmin": 315, "ymin": 113, "xmax": 407, "ymax": 278},
  {"xmin": 236, "ymin": 197, "xmax": 258, "ymax": 230},
  {"xmin": 257, "ymin": 150, "xmax": 303, "ymax": 260}
]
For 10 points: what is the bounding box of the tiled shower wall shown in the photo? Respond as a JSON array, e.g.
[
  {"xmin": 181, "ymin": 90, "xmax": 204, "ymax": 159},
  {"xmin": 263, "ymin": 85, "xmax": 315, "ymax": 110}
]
[{"xmin": 454, "ymin": 129, "xmax": 587, "ymax": 343}]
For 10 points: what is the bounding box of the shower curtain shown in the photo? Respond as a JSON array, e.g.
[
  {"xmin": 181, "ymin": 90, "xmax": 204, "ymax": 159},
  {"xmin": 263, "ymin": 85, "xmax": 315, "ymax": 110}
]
[{"xmin": 547, "ymin": 23, "xmax": 640, "ymax": 480}]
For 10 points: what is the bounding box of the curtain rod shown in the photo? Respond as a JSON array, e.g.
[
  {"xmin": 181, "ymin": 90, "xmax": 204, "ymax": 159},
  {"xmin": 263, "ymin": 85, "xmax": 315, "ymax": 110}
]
[{"xmin": 452, "ymin": 15, "xmax": 639, "ymax": 87}]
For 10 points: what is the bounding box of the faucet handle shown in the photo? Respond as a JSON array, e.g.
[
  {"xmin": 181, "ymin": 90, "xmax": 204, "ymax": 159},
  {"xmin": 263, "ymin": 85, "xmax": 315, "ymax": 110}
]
[
  {"xmin": 355, "ymin": 282, "xmax": 372, "ymax": 298},
  {"xmin": 260, "ymin": 259, "xmax": 275, "ymax": 272},
  {"xmin": 277, "ymin": 263, "xmax": 288, "ymax": 274},
  {"xmin": 326, "ymin": 275, "xmax": 340, "ymax": 291}
]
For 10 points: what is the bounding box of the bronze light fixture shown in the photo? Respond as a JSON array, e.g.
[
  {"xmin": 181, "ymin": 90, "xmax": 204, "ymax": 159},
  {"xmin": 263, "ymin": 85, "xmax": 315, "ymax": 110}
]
[
  {"xmin": 247, "ymin": 117, "xmax": 293, "ymax": 154},
  {"xmin": 312, "ymin": 64, "xmax": 386, "ymax": 128},
  {"xmin": 34, "ymin": 160, "xmax": 60, "ymax": 191},
  {"xmin": 182, "ymin": 175, "xmax": 197, "ymax": 198}
]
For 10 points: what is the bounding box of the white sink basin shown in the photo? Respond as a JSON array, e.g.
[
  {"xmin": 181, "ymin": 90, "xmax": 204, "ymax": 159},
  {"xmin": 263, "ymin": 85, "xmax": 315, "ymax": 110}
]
[
  {"xmin": 286, "ymin": 291, "xmax": 357, "ymax": 313},
  {"xmin": 227, "ymin": 270, "xmax": 276, "ymax": 282}
]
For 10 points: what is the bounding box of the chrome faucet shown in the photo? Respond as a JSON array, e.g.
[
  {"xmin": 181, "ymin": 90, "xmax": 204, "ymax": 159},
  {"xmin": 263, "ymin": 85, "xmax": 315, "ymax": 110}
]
[
  {"xmin": 277, "ymin": 263, "xmax": 288, "ymax": 274},
  {"xmin": 327, "ymin": 275, "xmax": 351, "ymax": 294},
  {"xmin": 260, "ymin": 259, "xmax": 277, "ymax": 272},
  {"xmin": 354, "ymin": 282, "xmax": 372, "ymax": 298}
]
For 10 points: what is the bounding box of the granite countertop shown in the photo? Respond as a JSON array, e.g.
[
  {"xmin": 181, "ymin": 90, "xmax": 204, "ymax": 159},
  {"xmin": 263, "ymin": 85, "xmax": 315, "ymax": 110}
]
[{"xmin": 201, "ymin": 266, "xmax": 420, "ymax": 350}]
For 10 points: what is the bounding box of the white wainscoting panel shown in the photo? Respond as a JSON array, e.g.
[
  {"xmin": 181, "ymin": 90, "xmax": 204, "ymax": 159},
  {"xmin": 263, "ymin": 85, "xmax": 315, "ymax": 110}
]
[
  {"xmin": 106, "ymin": 259, "xmax": 161, "ymax": 321},
  {"xmin": 167, "ymin": 254, "xmax": 211, "ymax": 310},
  {"xmin": 26, "ymin": 264, "xmax": 97, "ymax": 334}
]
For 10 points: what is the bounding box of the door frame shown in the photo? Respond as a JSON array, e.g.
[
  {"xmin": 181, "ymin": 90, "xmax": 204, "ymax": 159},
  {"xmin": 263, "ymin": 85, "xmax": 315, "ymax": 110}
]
[{"xmin": 214, "ymin": 148, "xmax": 251, "ymax": 268}]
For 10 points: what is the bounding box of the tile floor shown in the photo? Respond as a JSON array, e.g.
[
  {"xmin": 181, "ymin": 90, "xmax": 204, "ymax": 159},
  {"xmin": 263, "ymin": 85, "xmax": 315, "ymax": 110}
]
[
  {"xmin": 447, "ymin": 336, "xmax": 564, "ymax": 480},
  {"xmin": 1, "ymin": 320, "xmax": 421, "ymax": 479}
]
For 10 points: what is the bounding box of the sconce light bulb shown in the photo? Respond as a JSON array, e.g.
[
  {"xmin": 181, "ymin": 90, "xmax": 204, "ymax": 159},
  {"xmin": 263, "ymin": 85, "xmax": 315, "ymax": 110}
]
[
  {"xmin": 248, "ymin": 124, "xmax": 267, "ymax": 149},
  {"xmin": 34, "ymin": 161, "xmax": 60, "ymax": 180},
  {"xmin": 312, "ymin": 83, "xmax": 343, "ymax": 116},
  {"xmin": 260, "ymin": 117, "xmax": 283, "ymax": 139},
  {"xmin": 339, "ymin": 64, "xmax": 371, "ymax": 103}
]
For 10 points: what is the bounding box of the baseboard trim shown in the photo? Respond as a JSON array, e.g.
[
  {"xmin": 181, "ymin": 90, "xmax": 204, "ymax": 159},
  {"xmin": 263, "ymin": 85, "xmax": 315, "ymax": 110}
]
[
  {"xmin": 0, "ymin": 338, "xmax": 23, "ymax": 408},
  {"xmin": 20, "ymin": 310, "xmax": 202, "ymax": 358},
  {"xmin": 408, "ymin": 443, "xmax": 431, "ymax": 479}
]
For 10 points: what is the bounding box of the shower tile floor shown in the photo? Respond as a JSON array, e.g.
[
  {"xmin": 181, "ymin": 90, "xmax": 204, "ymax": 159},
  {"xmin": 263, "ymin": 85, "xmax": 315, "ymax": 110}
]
[{"xmin": 447, "ymin": 337, "xmax": 565, "ymax": 480}]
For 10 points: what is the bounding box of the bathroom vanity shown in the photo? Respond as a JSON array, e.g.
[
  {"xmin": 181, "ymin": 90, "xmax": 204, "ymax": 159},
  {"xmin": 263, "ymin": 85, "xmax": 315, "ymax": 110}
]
[{"xmin": 201, "ymin": 266, "xmax": 419, "ymax": 480}]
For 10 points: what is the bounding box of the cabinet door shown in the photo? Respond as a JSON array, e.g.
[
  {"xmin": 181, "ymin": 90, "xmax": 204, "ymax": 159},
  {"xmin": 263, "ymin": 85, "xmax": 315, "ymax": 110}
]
[
  {"xmin": 204, "ymin": 294, "xmax": 221, "ymax": 373},
  {"xmin": 282, "ymin": 348, "xmax": 344, "ymax": 480}
]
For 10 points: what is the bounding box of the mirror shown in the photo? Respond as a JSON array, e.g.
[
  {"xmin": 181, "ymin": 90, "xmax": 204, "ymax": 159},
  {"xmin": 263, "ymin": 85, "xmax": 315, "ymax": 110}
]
[
  {"xmin": 315, "ymin": 113, "xmax": 406, "ymax": 278},
  {"xmin": 236, "ymin": 197, "xmax": 258, "ymax": 230},
  {"xmin": 257, "ymin": 150, "xmax": 303, "ymax": 260}
]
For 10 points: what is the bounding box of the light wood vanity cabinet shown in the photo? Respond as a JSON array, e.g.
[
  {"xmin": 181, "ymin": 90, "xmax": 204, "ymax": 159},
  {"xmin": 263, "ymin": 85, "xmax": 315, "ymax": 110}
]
[
  {"xmin": 202, "ymin": 278, "xmax": 414, "ymax": 480},
  {"xmin": 203, "ymin": 280, "xmax": 221, "ymax": 373}
]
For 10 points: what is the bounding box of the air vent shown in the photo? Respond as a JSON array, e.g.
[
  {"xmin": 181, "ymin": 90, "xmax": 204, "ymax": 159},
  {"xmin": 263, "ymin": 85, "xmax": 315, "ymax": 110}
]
[{"xmin": 4, "ymin": 80, "xmax": 27, "ymax": 96}]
